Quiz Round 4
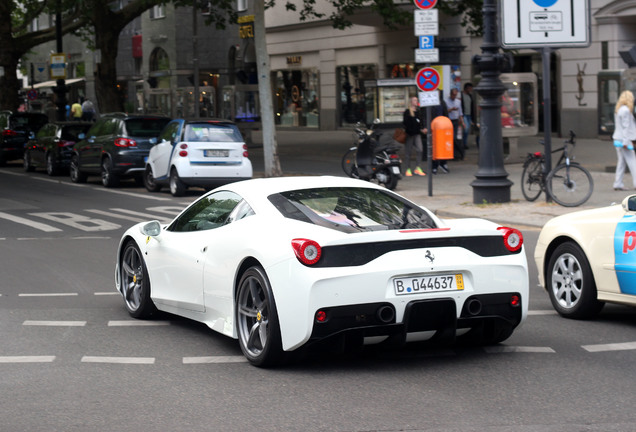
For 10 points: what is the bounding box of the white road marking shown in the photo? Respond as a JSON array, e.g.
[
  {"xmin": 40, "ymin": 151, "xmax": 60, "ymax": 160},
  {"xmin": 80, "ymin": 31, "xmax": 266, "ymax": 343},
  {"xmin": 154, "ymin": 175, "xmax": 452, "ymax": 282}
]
[
  {"xmin": 91, "ymin": 188, "xmax": 173, "ymax": 201},
  {"xmin": 23, "ymin": 320, "xmax": 87, "ymax": 326},
  {"xmin": 183, "ymin": 356, "xmax": 248, "ymax": 364},
  {"xmin": 582, "ymin": 341, "xmax": 636, "ymax": 352},
  {"xmin": 527, "ymin": 310, "xmax": 557, "ymax": 315},
  {"xmin": 0, "ymin": 356, "xmax": 56, "ymax": 363},
  {"xmin": 86, "ymin": 208, "xmax": 171, "ymax": 223},
  {"xmin": 484, "ymin": 346, "xmax": 556, "ymax": 354},
  {"xmin": 81, "ymin": 356, "xmax": 155, "ymax": 364},
  {"xmin": 19, "ymin": 293, "xmax": 78, "ymax": 297},
  {"xmin": 0, "ymin": 211, "xmax": 62, "ymax": 232},
  {"xmin": 95, "ymin": 292, "xmax": 119, "ymax": 296},
  {"xmin": 108, "ymin": 320, "xmax": 170, "ymax": 326},
  {"xmin": 29, "ymin": 212, "xmax": 121, "ymax": 231}
]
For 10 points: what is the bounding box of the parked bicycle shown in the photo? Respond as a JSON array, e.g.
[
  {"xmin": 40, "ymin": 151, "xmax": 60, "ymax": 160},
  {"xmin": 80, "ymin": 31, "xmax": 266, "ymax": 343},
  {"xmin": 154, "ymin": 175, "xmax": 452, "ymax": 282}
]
[{"xmin": 521, "ymin": 130, "xmax": 593, "ymax": 207}]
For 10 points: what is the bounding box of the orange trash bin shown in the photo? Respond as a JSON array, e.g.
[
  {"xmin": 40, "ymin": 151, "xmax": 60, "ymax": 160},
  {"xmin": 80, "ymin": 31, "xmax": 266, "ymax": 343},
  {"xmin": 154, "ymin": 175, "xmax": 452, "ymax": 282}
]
[{"xmin": 431, "ymin": 116, "xmax": 454, "ymax": 160}]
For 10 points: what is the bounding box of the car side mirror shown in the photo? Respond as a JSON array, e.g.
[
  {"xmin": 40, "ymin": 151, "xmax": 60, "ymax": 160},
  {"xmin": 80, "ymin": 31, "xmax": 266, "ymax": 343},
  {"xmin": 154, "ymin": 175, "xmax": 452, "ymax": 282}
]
[
  {"xmin": 28, "ymin": 132, "xmax": 35, "ymax": 139},
  {"xmin": 149, "ymin": 137, "xmax": 157, "ymax": 145},
  {"xmin": 140, "ymin": 220, "xmax": 162, "ymax": 238},
  {"xmin": 78, "ymin": 133, "xmax": 85, "ymax": 140},
  {"xmin": 622, "ymin": 195, "xmax": 636, "ymax": 212}
]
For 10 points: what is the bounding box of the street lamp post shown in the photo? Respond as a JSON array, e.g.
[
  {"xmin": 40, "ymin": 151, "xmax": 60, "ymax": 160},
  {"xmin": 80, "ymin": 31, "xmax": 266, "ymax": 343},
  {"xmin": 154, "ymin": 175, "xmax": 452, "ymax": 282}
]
[{"xmin": 470, "ymin": 0, "xmax": 512, "ymax": 203}]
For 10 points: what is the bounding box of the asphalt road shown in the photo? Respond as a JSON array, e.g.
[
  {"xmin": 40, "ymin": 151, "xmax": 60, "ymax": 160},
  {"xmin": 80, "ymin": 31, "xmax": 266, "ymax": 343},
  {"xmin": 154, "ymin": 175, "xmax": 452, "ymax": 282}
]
[{"xmin": 1, "ymin": 163, "xmax": 636, "ymax": 432}]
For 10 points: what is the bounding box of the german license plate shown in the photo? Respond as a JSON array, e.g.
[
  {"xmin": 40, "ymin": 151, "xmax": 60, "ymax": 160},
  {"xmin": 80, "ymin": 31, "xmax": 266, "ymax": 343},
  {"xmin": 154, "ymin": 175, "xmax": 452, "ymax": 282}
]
[
  {"xmin": 204, "ymin": 149, "xmax": 229, "ymax": 157},
  {"xmin": 391, "ymin": 166, "xmax": 400, "ymax": 174},
  {"xmin": 393, "ymin": 274, "xmax": 464, "ymax": 295}
]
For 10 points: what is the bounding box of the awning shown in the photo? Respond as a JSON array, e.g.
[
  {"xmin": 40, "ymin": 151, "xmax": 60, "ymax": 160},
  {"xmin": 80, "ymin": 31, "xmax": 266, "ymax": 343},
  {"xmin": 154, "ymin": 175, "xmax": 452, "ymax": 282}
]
[{"xmin": 26, "ymin": 77, "xmax": 85, "ymax": 90}]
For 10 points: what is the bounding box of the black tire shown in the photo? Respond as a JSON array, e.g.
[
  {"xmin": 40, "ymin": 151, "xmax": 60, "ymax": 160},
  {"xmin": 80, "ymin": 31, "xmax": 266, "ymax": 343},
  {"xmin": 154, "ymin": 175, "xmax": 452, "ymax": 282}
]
[
  {"xmin": 520, "ymin": 157, "xmax": 543, "ymax": 202},
  {"xmin": 144, "ymin": 165, "xmax": 162, "ymax": 192},
  {"xmin": 120, "ymin": 241, "xmax": 156, "ymax": 319},
  {"xmin": 341, "ymin": 148, "xmax": 359, "ymax": 178},
  {"xmin": 101, "ymin": 157, "xmax": 120, "ymax": 187},
  {"xmin": 236, "ymin": 266, "xmax": 285, "ymax": 367},
  {"xmin": 169, "ymin": 168, "xmax": 186, "ymax": 197},
  {"xmin": 70, "ymin": 154, "xmax": 87, "ymax": 183},
  {"xmin": 376, "ymin": 167, "xmax": 399, "ymax": 190},
  {"xmin": 460, "ymin": 321, "xmax": 515, "ymax": 346},
  {"xmin": 23, "ymin": 151, "xmax": 35, "ymax": 172},
  {"xmin": 46, "ymin": 153, "xmax": 59, "ymax": 176},
  {"xmin": 546, "ymin": 242, "xmax": 604, "ymax": 319},
  {"xmin": 546, "ymin": 163, "xmax": 594, "ymax": 207}
]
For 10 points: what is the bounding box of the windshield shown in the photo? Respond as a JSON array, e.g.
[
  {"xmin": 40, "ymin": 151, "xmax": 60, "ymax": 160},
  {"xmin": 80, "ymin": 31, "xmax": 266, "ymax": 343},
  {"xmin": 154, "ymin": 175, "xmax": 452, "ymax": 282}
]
[
  {"xmin": 125, "ymin": 118, "xmax": 170, "ymax": 137},
  {"xmin": 269, "ymin": 187, "xmax": 437, "ymax": 233}
]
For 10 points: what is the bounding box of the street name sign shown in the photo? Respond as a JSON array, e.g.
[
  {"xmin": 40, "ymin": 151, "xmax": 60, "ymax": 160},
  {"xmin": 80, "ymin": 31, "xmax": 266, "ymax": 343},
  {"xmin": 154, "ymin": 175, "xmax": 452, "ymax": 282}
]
[{"xmin": 501, "ymin": 0, "xmax": 591, "ymax": 48}]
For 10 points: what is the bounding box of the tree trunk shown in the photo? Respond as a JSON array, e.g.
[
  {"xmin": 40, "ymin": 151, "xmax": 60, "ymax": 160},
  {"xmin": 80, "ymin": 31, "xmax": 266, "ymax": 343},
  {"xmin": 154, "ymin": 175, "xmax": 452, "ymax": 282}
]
[
  {"xmin": 253, "ymin": 1, "xmax": 281, "ymax": 177},
  {"xmin": 0, "ymin": 55, "xmax": 21, "ymax": 112},
  {"xmin": 93, "ymin": 31, "xmax": 123, "ymax": 113}
]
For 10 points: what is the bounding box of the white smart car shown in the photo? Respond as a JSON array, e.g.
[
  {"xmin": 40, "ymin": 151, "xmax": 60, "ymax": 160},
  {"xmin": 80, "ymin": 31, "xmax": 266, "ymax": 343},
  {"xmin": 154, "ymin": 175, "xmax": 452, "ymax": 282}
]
[
  {"xmin": 115, "ymin": 176, "xmax": 529, "ymax": 367},
  {"xmin": 144, "ymin": 119, "xmax": 252, "ymax": 196}
]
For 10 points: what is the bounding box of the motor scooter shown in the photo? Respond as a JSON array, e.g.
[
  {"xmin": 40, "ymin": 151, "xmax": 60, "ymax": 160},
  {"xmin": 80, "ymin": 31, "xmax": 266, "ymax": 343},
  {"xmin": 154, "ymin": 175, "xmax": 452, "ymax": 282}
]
[{"xmin": 341, "ymin": 120, "xmax": 402, "ymax": 190}]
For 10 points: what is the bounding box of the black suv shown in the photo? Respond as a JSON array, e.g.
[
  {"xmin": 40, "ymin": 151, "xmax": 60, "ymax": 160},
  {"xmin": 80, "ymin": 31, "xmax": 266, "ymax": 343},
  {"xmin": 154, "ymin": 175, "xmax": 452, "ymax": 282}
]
[
  {"xmin": 23, "ymin": 121, "xmax": 93, "ymax": 176},
  {"xmin": 0, "ymin": 111, "xmax": 49, "ymax": 166},
  {"xmin": 70, "ymin": 113, "xmax": 171, "ymax": 187}
]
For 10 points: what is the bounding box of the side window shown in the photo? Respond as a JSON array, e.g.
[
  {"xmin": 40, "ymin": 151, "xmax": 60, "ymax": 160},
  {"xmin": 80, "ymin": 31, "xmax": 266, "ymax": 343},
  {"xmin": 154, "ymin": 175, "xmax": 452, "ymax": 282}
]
[
  {"xmin": 168, "ymin": 191, "xmax": 244, "ymax": 232},
  {"xmin": 158, "ymin": 121, "xmax": 179, "ymax": 144},
  {"xmin": 87, "ymin": 120, "xmax": 106, "ymax": 137}
]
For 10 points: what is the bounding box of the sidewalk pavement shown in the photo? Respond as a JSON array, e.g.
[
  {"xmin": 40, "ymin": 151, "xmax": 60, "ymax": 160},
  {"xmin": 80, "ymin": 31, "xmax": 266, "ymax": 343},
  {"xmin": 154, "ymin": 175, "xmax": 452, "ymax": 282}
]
[{"xmin": 250, "ymin": 129, "xmax": 635, "ymax": 229}]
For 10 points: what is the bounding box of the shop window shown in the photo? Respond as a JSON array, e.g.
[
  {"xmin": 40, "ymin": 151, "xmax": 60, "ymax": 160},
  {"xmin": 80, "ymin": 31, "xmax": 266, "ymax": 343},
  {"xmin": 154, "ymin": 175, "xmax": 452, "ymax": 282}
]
[
  {"xmin": 274, "ymin": 69, "xmax": 319, "ymax": 128},
  {"xmin": 337, "ymin": 65, "xmax": 376, "ymax": 127}
]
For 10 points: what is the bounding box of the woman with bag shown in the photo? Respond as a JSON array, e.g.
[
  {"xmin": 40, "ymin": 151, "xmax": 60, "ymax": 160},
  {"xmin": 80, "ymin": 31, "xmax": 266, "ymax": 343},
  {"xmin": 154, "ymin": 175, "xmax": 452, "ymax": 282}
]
[
  {"xmin": 402, "ymin": 96, "xmax": 426, "ymax": 176},
  {"xmin": 612, "ymin": 90, "xmax": 636, "ymax": 191}
]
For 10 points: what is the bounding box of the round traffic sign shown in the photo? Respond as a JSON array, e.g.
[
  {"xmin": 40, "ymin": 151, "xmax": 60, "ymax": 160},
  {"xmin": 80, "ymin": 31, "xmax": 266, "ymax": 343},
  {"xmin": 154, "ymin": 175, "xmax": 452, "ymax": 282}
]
[
  {"xmin": 532, "ymin": 0, "xmax": 558, "ymax": 7},
  {"xmin": 415, "ymin": 67, "xmax": 440, "ymax": 92},
  {"xmin": 414, "ymin": 0, "xmax": 437, "ymax": 10},
  {"xmin": 27, "ymin": 89, "xmax": 38, "ymax": 101}
]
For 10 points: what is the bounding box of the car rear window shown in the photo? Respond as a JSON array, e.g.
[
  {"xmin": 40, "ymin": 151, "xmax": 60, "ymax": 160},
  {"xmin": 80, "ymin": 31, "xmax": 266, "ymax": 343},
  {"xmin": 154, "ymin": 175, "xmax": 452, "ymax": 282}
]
[
  {"xmin": 10, "ymin": 114, "xmax": 48, "ymax": 131},
  {"xmin": 125, "ymin": 118, "xmax": 170, "ymax": 137},
  {"xmin": 184, "ymin": 123, "xmax": 243, "ymax": 142},
  {"xmin": 269, "ymin": 187, "xmax": 437, "ymax": 233}
]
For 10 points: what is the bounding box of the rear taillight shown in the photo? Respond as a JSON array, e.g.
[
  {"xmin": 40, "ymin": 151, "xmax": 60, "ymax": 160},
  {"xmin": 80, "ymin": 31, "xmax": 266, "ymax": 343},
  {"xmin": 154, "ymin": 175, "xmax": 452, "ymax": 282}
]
[
  {"xmin": 57, "ymin": 140, "xmax": 74, "ymax": 148},
  {"xmin": 2, "ymin": 129, "xmax": 18, "ymax": 137},
  {"xmin": 291, "ymin": 238, "xmax": 322, "ymax": 265},
  {"xmin": 114, "ymin": 137, "xmax": 137, "ymax": 147},
  {"xmin": 179, "ymin": 143, "xmax": 188, "ymax": 157},
  {"xmin": 497, "ymin": 227, "xmax": 523, "ymax": 252},
  {"xmin": 389, "ymin": 154, "xmax": 400, "ymax": 160},
  {"xmin": 243, "ymin": 144, "xmax": 249, "ymax": 158}
]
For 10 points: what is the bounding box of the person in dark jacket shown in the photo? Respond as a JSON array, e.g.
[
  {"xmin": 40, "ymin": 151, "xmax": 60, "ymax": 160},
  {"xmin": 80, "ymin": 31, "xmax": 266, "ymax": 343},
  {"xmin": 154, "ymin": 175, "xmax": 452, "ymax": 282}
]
[{"xmin": 402, "ymin": 96, "xmax": 427, "ymax": 176}]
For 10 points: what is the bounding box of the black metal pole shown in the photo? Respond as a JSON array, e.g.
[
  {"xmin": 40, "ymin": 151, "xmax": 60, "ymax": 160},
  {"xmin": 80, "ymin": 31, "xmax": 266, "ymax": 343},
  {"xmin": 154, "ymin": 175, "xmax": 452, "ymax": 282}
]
[
  {"xmin": 470, "ymin": 0, "xmax": 512, "ymax": 203},
  {"xmin": 541, "ymin": 47, "xmax": 553, "ymax": 203},
  {"xmin": 54, "ymin": 6, "xmax": 67, "ymax": 121}
]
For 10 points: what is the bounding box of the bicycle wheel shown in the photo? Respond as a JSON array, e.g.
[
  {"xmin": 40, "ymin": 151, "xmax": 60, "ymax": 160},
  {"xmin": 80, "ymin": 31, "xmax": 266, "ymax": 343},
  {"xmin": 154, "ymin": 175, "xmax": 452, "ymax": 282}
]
[
  {"xmin": 521, "ymin": 157, "xmax": 544, "ymax": 202},
  {"xmin": 546, "ymin": 163, "xmax": 594, "ymax": 207},
  {"xmin": 341, "ymin": 148, "xmax": 359, "ymax": 178}
]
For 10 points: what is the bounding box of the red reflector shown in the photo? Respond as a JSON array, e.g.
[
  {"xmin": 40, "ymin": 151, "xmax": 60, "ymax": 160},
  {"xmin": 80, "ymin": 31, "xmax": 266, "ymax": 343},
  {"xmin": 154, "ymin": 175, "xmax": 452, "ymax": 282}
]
[
  {"xmin": 511, "ymin": 295, "xmax": 521, "ymax": 307},
  {"xmin": 389, "ymin": 154, "xmax": 399, "ymax": 159},
  {"xmin": 114, "ymin": 137, "xmax": 137, "ymax": 147},
  {"xmin": 291, "ymin": 238, "xmax": 322, "ymax": 265},
  {"xmin": 179, "ymin": 150, "xmax": 188, "ymax": 157},
  {"xmin": 533, "ymin": 151, "xmax": 542, "ymax": 157},
  {"xmin": 316, "ymin": 310, "xmax": 327, "ymax": 322},
  {"xmin": 180, "ymin": 143, "xmax": 188, "ymax": 149},
  {"xmin": 497, "ymin": 226, "xmax": 523, "ymax": 252}
]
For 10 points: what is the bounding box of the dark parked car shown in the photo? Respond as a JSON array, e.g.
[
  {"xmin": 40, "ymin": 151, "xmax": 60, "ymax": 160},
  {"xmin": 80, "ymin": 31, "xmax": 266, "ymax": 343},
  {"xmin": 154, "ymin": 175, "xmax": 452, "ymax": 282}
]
[
  {"xmin": 23, "ymin": 121, "xmax": 93, "ymax": 176},
  {"xmin": 0, "ymin": 111, "xmax": 49, "ymax": 166},
  {"xmin": 70, "ymin": 113, "xmax": 171, "ymax": 187}
]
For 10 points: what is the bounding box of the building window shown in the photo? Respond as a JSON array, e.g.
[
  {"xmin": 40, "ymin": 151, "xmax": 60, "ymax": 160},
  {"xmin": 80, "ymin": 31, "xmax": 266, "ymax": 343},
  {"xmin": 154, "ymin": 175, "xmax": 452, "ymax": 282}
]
[
  {"xmin": 150, "ymin": 5, "xmax": 165, "ymax": 19},
  {"xmin": 337, "ymin": 65, "xmax": 376, "ymax": 127},
  {"xmin": 274, "ymin": 69, "xmax": 319, "ymax": 128}
]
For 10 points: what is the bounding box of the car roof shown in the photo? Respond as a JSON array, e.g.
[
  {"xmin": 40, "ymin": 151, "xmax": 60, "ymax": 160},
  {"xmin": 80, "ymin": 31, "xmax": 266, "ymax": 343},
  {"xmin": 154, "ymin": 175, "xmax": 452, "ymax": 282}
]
[
  {"xmin": 179, "ymin": 118, "xmax": 237, "ymax": 126},
  {"xmin": 101, "ymin": 112, "xmax": 170, "ymax": 120}
]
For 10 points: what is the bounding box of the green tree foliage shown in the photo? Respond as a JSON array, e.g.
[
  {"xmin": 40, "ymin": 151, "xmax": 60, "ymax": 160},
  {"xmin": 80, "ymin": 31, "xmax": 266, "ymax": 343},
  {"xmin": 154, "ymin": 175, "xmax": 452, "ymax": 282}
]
[{"xmin": 437, "ymin": 0, "xmax": 483, "ymax": 36}]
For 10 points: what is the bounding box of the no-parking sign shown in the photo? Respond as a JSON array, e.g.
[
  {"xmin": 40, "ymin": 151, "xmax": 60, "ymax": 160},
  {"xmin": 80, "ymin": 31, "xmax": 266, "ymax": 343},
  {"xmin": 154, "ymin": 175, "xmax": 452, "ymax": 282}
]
[
  {"xmin": 414, "ymin": 0, "xmax": 437, "ymax": 10},
  {"xmin": 415, "ymin": 68, "xmax": 440, "ymax": 92}
]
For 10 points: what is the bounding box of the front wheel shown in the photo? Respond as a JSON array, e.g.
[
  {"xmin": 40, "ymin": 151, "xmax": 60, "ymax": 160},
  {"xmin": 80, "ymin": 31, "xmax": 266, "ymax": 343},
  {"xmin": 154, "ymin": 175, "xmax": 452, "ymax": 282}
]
[
  {"xmin": 376, "ymin": 167, "xmax": 399, "ymax": 190},
  {"xmin": 169, "ymin": 168, "xmax": 186, "ymax": 197},
  {"xmin": 236, "ymin": 266, "xmax": 285, "ymax": 367},
  {"xmin": 46, "ymin": 153, "xmax": 59, "ymax": 176},
  {"xmin": 520, "ymin": 157, "xmax": 543, "ymax": 201},
  {"xmin": 23, "ymin": 150, "xmax": 35, "ymax": 172},
  {"xmin": 120, "ymin": 241, "xmax": 156, "ymax": 319},
  {"xmin": 546, "ymin": 242, "xmax": 603, "ymax": 319},
  {"xmin": 341, "ymin": 148, "xmax": 359, "ymax": 178},
  {"xmin": 144, "ymin": 166, "xmax": 161, "ymax": 192},
  {"xmin": 546, "ymin": 163, "xmax": 593, "ymax": 207}
]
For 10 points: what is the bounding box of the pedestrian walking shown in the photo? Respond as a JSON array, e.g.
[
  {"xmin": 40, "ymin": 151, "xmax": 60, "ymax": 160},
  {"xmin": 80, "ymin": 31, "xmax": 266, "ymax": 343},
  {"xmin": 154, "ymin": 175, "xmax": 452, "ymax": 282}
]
[
  {"xmin": 462, "ymin": 83, "xmax": 475, "ymax": 149},
  {"xmin": 446, "ymin": 88, "xmax": 465, "ymax": 160},
  {"xmin": 71, "ymin": 100, "xmax": 83, "ymax": 120},
  {"xmin": 612, "ymin": 90, "xmax": 636, "ymax": 191},
  {"xmin": 81, "ymin": 98, "xmax": 96, "ymax": 121},
  {"xmin": 402, "ymin": 96, "xmax": 426, "ymax": 177}
]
